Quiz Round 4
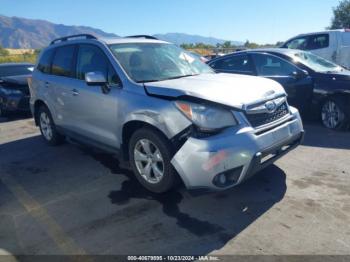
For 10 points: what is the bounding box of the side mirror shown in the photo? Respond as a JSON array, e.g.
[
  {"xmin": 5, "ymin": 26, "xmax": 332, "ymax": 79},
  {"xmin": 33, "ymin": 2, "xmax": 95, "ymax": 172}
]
[
  {"xmin": 291, "ymin": 69, "xmax": 308, "ymax": 79},
  {"xmin": 85, "ymin": 72, "xmax": 107, "ymax": 86}
]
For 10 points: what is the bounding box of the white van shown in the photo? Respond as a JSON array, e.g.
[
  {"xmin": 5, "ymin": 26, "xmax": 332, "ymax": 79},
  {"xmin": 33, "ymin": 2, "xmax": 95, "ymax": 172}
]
[{"xmin": 282, "ymin": 29, "xmax": 350, "ymax": 69}]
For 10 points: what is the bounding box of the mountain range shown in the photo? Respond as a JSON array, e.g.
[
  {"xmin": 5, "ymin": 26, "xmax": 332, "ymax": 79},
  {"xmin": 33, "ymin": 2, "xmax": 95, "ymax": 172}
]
[
  {"xmin": 153, "ymin": 33, "xmax": 243, "ymax": 46},
  {"xmin": 0, "ymin": 14, "xmax": 243, "ymax": 49},
  {"xmin": 0, "ymin": 15, "xmax": 117, "ymax": 48}
]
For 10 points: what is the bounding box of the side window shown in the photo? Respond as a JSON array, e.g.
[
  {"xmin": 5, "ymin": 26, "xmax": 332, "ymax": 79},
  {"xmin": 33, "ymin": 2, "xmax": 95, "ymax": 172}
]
[
  {"xmin": 342, "ymin": 32, "xmax": 350, "ymax": 46},
  {"xmin": 37, "ymin": 48, "xmax": 54, "ymax": 74},
  {"xmin": 76, "ymin": 44, "xmax": 120, "ymax": 85},
  {"xmin": 284, "ymin": 36, "xmax": 309, "ymax": 50},
  {"xmin": 211, "ymin": 55, "xmax": 253, "ymax": 73},
  {"xmin": 252, "ymin": 54, "xmax": 297, "ymax": 76},
  {"xmin": 51, "ymin": 45, "xmax": 76, "ymax": 77},
  {"xmin": 307, "ymin": 34, "xmax": 329, "ymax": 50}
]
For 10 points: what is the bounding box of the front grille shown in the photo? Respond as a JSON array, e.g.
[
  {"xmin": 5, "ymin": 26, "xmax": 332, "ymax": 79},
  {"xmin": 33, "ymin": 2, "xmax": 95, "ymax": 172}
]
[{"xmin": 245, "ymin": 102, "xmax": 289, "ymax": 128}]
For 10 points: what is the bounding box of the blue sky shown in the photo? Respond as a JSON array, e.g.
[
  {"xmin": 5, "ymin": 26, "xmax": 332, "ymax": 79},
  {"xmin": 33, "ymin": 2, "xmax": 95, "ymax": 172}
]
[{"xmin": 0, "ymin": 0, "xmax": 341, "ymax": 44}]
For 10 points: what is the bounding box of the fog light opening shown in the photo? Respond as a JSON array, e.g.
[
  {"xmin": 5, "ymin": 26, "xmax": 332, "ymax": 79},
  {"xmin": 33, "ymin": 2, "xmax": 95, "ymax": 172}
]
[
  {"xmin": 219, "ymin": 174, "xmax": 227, "ymax": 184},
  {"xmin": 213, "ymin": 166, "xmax": 243, "ymax": 188}
]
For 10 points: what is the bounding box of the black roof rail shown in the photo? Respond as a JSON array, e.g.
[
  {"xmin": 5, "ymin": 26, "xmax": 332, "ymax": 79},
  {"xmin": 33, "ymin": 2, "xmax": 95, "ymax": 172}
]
[
  {"xmin": 50, "ymin": 34, "xmax": 97, "ymax": 45},
  {"xmin": 125, "ymin": 35, "xmax": 158, "ymax": 40}
]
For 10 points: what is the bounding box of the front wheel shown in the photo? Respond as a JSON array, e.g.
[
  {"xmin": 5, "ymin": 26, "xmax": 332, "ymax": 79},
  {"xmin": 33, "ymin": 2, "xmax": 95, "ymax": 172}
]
[
  {"xmin": 321, "ymin": 98, "xmax": 348, "ymax": 130},
  {"xmin": 129, "ymin": 128, "xmax": 179, "ymax": 193}
]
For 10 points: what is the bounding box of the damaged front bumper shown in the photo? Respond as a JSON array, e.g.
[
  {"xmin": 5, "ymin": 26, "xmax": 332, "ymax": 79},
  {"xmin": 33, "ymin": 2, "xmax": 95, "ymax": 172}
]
[{"xmin": 171, "ymin": 107, "xmax": 304, "ymax": 192}]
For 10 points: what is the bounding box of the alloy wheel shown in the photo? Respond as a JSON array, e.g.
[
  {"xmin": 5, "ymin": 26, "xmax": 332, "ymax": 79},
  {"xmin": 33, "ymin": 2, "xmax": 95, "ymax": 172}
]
[
  {"xmin": 134, "ymin": 139, "xmax": 165, "ymax": 184},
  {"xmin": 321, "ymin": 100, "xmax": 345, "ymax": 129},
  {"xmin": 40, "ymin": 112, "xmax": 53, "ymax": 140}
]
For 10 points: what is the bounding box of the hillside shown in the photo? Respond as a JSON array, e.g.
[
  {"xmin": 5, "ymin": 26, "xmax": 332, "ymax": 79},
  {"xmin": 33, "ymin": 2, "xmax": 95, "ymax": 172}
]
[
  {"xmin": 0, "ymin": 15, "xmax": 118, "ymax": 48},
  {"xmin": 0, "ymin": 15, "xmax": 243, "ymax": 49},
  {"xmin": 153, "ymin": 33, "xmax": 243, "ymax": 46}
]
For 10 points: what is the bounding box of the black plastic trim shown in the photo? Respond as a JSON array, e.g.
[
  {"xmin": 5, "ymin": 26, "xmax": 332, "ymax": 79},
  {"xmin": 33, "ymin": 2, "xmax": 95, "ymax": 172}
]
[{"xmin": 50, "ymin": 34, "xmax": 97, "ymax": 45}]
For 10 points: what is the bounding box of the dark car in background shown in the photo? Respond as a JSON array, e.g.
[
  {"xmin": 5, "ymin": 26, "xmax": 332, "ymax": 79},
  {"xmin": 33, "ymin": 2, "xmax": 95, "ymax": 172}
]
[
  {"xmin": 208, "ymin": 48, "xmax": 350, "ymax": 130},
  {"xmin": 0, "ymin": 63, "xmax": 34, "ymax": 117}
]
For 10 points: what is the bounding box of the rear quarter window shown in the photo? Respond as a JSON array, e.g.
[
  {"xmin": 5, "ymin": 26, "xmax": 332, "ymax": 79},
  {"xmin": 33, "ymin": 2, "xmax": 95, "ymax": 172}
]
[
  {"xmin": 37, "ymin": 48, "xmax": 55, "ymax": 74},
  {"xmin": 210, "ymin": 54, "xmax": 253, "ymax": 73}
]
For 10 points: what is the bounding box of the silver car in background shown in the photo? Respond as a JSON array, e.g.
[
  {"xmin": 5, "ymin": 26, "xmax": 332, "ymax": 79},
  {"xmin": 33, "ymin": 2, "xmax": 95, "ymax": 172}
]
[{"xmin": 29, "ymin": 34, "xmax": 304, "ymax": 193}]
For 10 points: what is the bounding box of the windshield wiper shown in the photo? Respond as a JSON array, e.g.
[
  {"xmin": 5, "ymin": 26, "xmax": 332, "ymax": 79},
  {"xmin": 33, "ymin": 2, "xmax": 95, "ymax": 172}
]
[
  {"xmin": 325, "ymin": 70, "xmax": 342, "ymax": 74},
  {"xmin": 137, "ymin": 79, "xmax": 162, "ymax": 83},
  {"xmin": 163, "ymin": 74, "xmax": 199, "ymax": 80},
  {"xmin": 137, "ymin": 74, "xmax": 199, "ymax": 83}
]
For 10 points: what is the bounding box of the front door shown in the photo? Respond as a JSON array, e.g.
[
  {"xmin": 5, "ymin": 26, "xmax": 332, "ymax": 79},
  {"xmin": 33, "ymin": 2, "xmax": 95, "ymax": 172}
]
[
  {"xmin": 67, "ymin": 44, "xmax": 123, "ymax": 148},
  {"xmin": 251, "ymin": 53, "xmax": 313, "ymax": 113}
]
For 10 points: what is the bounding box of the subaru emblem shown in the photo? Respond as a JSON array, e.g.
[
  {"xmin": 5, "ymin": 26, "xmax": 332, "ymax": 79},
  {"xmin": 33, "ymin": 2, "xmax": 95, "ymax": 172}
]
[{"xmin": 265, "ymin": 101, "xmax": 276, "ymax": 112}]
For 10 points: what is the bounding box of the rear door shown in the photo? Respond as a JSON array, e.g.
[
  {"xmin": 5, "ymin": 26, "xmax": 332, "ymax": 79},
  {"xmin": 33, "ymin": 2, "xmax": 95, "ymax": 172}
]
[
  {"xmin": 209, "ymin": 54, "xmax": 255, "ymax": 75},
  {"xmin": 250, "ymin": 53, "xmax": 313, "ymax": 112},
  {"xmin": 48, "ymin": 45, "xmax": 77, "ymax": 129}
]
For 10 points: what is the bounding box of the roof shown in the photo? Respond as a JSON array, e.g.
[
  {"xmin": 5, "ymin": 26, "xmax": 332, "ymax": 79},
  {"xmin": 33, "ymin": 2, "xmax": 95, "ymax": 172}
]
[
  {"xmin": 294, "ymin": 29, "xmax": 348, "ymax": 37},
  {"xmin": 282, "ymin": 29, "xmax": 350, "ymax": 42},
  {"xmin": 49, "ymin": 34, "xmax": 169, "ymax": 47},
  {"xmin": 247, "ymin": 48, "xmax": 300, "ymax": 55},
  {"xmin": 0, "ymin": 62, "xmax": 34, "ymax": 67},
  {"xmin": 99, "ymin": 37, "xmax": 169, "ymax": 45},
  {"xmin": 226, "ymin": 48, "xmax": 302, "ymax": 57}
]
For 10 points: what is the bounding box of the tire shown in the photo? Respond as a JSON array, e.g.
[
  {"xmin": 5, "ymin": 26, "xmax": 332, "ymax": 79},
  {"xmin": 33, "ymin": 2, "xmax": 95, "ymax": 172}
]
[
  {"xmin": 129, "ymin": 127, "xmax": 179, "ymax": 193},
  {"xmin": 37, "ymin": 105, "xmax": 64, "ymax": 146},
  {"xmin": 321, "ymin": 97, "xmax": 349, "ymax": 130}
]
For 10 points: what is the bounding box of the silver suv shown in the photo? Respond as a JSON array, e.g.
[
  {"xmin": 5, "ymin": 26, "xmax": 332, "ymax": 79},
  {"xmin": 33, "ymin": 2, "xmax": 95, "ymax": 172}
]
[{"xmin": 29, "ymin": 34, "xmax": 304, "ymax": 193}]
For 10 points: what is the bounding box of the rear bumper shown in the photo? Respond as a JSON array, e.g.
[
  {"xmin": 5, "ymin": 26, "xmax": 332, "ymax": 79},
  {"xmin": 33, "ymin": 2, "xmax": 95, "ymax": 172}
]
[{"xmin": 171, "ymin": 107, "xmax": 304, "ymax": 192}]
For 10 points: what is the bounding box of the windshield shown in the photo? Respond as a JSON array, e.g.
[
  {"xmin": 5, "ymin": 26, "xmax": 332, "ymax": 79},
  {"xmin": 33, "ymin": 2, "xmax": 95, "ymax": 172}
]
[
  {"xmin": 0, "ymin": 65, "xmax": 34, "ymax": 77},
  {"xmin": 291, "ymin": 51, "xmax": 342, "ymax": 73},
  {"xmin": 109, "ymin": 43, "xmax": 214, "ymax": 83}
]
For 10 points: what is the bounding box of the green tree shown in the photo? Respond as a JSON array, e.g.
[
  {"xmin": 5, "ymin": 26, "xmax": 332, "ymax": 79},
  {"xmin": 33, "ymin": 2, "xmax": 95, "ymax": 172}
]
[
  {"xmin": 222, "ymin": 41, "xmax": 232, "ymax": 48},
  {"xmin": 244, "ymin": 40, "xmax": 259, "ymax": 49},
  {"xmin": 180, "ymin": 43, "xmax": 194, "ymax": 49},
  {"xmin": 0, "ymin": 45, "xmax": 9, "ymax": 56},
  {"xmin": 330, "ymin": 0, "xmax": 350, "ymax": 29}
]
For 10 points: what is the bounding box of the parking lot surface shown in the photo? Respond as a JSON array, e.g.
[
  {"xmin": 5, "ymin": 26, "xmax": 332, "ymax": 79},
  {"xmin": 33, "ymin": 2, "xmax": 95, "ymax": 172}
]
[{"xmin": 0, "ymin": 117, "xmax": 349, "ymax": 256}]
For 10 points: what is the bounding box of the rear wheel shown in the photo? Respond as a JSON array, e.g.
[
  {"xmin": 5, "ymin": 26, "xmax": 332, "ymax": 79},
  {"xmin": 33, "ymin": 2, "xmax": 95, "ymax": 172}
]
[
  {"xmin": 37, "ymin": 106, "xmax": 64, "ymax": 145},
  {"xmin": 129, "ymin": 128, "xmax": 178, "ymax": 193},
  {"xmin": 321, "ymin": 98, "xmax": 348, "ymax": 130}
]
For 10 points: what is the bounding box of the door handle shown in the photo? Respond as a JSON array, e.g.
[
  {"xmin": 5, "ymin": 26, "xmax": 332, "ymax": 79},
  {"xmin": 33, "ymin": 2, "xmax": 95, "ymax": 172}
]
[{"xmin": 72, "ymin": 89, "xmax": 79, "ymax": 96}]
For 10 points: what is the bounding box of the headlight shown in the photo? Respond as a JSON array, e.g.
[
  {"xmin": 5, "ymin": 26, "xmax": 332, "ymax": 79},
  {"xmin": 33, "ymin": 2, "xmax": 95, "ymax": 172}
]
[
  {"xmin": 0, "ymin": 87, "xmax": 23, "ymax": 95},
  {"xmin": 175, "ymin": 100, "xmax": 237, "ymax": 132}
]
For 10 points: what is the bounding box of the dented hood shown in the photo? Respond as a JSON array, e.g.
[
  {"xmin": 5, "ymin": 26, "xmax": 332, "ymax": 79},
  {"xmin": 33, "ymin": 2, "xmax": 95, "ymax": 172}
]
[{"xmin": 144, "ymin": 73, "xmax": 286, "ymax": 109}]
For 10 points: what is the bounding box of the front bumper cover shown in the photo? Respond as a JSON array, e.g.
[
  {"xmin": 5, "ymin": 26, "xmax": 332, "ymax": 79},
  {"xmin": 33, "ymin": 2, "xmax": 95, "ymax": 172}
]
[{"xmin": 171, "ymin": 107, "xmax": 304, "ymax": 192}]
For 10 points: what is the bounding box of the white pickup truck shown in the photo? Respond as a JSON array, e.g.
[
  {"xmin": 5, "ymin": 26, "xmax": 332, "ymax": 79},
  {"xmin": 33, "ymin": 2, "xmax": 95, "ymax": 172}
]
[{"xmin": 282, "ymin": 29, "xmax": 350, "ymax": 69}]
